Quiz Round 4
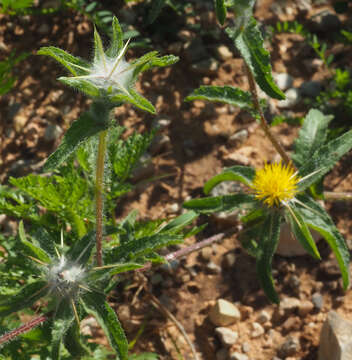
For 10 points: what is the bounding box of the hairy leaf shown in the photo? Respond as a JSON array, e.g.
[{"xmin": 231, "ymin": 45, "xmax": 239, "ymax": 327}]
[
  {"xmin": 204, "ymin": 166, "xmax": 255, "ymax": 194},
  {"xmin": 106, "ymin": 16, "xmax": 124, "ymax": 58},
  {"xmin": 298, "ymin": 129, "xmax": 352, "ymax": 191},
  {"xmin": 148, "ymin": 0, "xmax": 167, "ymax": 23},
  {"xmin": 292, "ymin": 109, "xmax": 333, "ymax": 167},
  {"xmin": 159, "ymin": 211, "xmax": 198, "ymax": 234},
  {"xmin": 227, "ymin": 17, "xmax": 285, "ymax": 100},
  {"xmin": 183, "ymin": 193, "xmax": 255, "ymax": 214},
  {"xmin": 81, "ymin": 292, "xmax": 128, "ymax": 360},
  {"xmin": 185, "ymin": 85, "xmax": 253, "ymax": 109},
  {"xmin": 256, "ymin": 212, "xmax": 281, "ymax": 304}
]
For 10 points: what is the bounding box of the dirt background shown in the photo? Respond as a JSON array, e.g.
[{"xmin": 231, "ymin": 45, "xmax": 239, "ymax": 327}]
[{"xmin": 1, "ymin": 0, "xmax": 352, "ymax": 359}]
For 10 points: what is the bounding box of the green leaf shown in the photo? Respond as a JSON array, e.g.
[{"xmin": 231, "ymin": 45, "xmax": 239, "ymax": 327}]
[
  {"xmin": 185, "ymin": 85, "xmax": 253, "ymax": 109},
  {"xmin": 0, "ymin": 280, "xmax": 48, "ymax": 317},
  {"xmin": 37, "ymin": 47, "xmax": 90, "ymax": 77},
  {"xmin": 148, "ymin": 0, "xmax": 167, "ymax": 23},
  {"xmin": 214, "ymin": 0, "xmax": 226, "ymax": 25},
  {"xmin": 298, "ymin": 129, "xmax": 352, "ymax": 191},
  {"xmin": 107, "ymin": 17, "xmax": 124, "ymax": 58},
  {"xmin": 227, "ymin": 17, "xmax": 285, "ymax": 100},
  {"xmin": 292, "ymin": 109, "xmax": 333, "ymax": 167},
  {"xmin": 111, "ymin": 89, "xmax": 155, "ymax": 114},
  {"xmin": 285, "ymin": 206, "xmax": 321, "ymax": 260},
  {"xmin": 81, "ymin": 292, "xmax": 128, "ymax": 360},
  {"xmin": 160, "ymin": 211, "xmax": 198, "ymax": 234},
  {"xmin": 129, "ymin": 353, "xmax": 159, "ymax": 360},
  {"xmin": 106, "ymin": 234, "xmax": 183, "ymax": 263},
  {"xmin": 256, "ymin": 212, "xmax": 281, "ymax": 304},
  {"xmin": 93, "ymin": 26, "xmax": 106, "ymax": 66},
  {"xmin": 52, "ymin": 299, "xmax": 75, "ymax": 360},
  {"xmin": 204, "ymin": 166, "xmax": 255, "ymax": 194},
  {"xmin": 183, "ymin": 193, "xmax": 256, "ymax": 214},
  {"xmin": 18, "ymin": 221, "xmax": 51, "ymax": 264},
  {"xmin": 43, "ymin": 102, "xmax": 111, "ymax": 172},
  {"xmin": 297, "ymin": 195, "xmax": 350, "ymax": 290},
  {"xmin": 58, "ymin": 77, "xmax": 100, "ymax": 98},
  {"xmin": 67, "ymin": 230, "xmax": 96, "ymax": 266}
]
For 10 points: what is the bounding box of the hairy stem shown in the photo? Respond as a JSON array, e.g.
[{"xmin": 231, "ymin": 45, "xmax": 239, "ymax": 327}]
[
  {"xmin": 0, "ymin": 313, "xmax": 51, "ymax": 346},
  {"xmin": 95, "ymin": 130, "xmax": 108, "ymax": 267},
  {"xmin": 245, "ymin": 64, "xmax": 291, "ymax": 165}
]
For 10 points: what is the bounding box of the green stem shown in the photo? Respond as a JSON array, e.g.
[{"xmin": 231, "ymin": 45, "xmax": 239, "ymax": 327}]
[
  {"xmin": 244, "ymin": 64, "xmax": 291, "ymax": 166},
  {"xmin": 324, "ymin": 191, "xmax": 352, "ymax": 201},
  {"xmin": 95, "ymin": 130, "xmax": 108, "ymax": 267}
]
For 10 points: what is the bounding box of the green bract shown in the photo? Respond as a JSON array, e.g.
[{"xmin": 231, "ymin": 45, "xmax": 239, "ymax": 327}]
[
  {"xmin": 184, "ymin": 109, "xmax": 352, "ymax": 304},
  {"xmin": 38, "ymin": 17, "xmax": 178, "ymax": 112}
]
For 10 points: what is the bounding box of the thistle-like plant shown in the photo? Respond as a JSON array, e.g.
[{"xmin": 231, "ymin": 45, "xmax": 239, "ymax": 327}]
[{"xmin": 184, "ymin": 1, "xmax": 352, "ymax": 303}]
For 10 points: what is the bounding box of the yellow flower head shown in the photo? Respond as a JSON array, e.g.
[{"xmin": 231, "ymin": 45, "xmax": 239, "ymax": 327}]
[{"xmin": 251, "ymin": 161, "xmax": 300, "ymax": 208}]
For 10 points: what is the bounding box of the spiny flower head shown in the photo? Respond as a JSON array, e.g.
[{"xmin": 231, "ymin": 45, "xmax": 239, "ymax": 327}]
[
  {"xmin": 38, "ymin": 16, "xmax": 179, "ymax": 113},
  {"xmin": 251, "ymin": 161, "xmax": 300, "ymax": 208}
]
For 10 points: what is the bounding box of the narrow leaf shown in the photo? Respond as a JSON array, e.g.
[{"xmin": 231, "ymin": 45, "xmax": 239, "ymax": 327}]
[
  {"xmin": 111, "ymin": 89, "xmax": 156, "ymax": 114},
  {"xmin": 107, "ymin": 16, "xmax": 124, "ymax": 58},
  {"xmin": 297, "ymin": 195, "xmax": 350, "ymax": 289},
  {"xmin": 298, "ymin": 129, "xmax": 352, "ymax": 191},
  {"xmin": 43, "ymin": 103, "xmax": 111, "ymax": 172},
  {"xmin": 37, "ymin": 47, "xmax": 90, "ymax": 77},
  {"xmin": 227, "ymin": 17, "xmax": 285, "ymax": 100},
  {"xmin": 256, "ymin": 212, "xmax": 281, "ymax": 304},
  {"xmin": 51, "ymin": 299, "xmax": 75, "ymax": 360},
  {"xmin": 214, "ymin": 0, "xmax": 226, "ymax": 25},
  {"xmin": 58, "ymin": 77, "xmax": 100, "ymax": 98},
  {"xmin": 204, "ymin": 166, "xmax": 255, "ymax": 194},
  {"xmin": 81, "ymin": 292, "xmax": 128, "ymax": 360},
  {"xmin": 292, "ymin": 109, "xmax": 333, "ymax": 167},
  {"xmin": 160, "ymin": 210, "xmax": 198, "ymax": 233},
  {"xmin": 148, "ymin": 0, "xmax": 167, "ymax": 24},
  {"xmin": 183, "ymin": 193, "xmax": 256, "ymax": 214},
  {"xmin": 285, "ymin": 205, "xmax": 321, "ymax": 260},
  {"xmin": 185, "ymin": 85, "xmax": 253, "ymax": 109},
  {"xmin": 0, "ymin": 281, "xmax": 48, "ymax": 317}
]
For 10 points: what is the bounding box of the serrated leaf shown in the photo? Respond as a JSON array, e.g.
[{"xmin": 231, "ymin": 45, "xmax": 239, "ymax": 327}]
[
  {"xmin": 0, "ymin": 280, "xmax": 48, "ymax": 317},
  {"xmin": 59, "ymin": 77, "xmax": 100, "ymax": 98},
  {"xmin": 43, "ymin": 103, "xmax": 111, "ymax": 172},
  {"xmin": 297, "ymin": 195, "xmax": 350, "ymax": 289},
  {"xmin": 106, "ymin": 234, "xmax": 183, "ymax": 263},
  {"xmin": 81, "ymin": 292, "xmax": 128, "ymax": 360},
  {"xmin": 110, "ymin": 89, "xmax": 155, "ymax": 114},
  {"xmin": 183, "ymin": 193, "xmax": 255, "ymax": 214},
  {"xmin": 204, "ymin": 166, "xmax": 255, "ymax": 194},
  {"xmin": 52, "ymin": 299, "xmax": 75, "ymax": 360},
  {"xmin": 285, "ymin": 205, "xmax": 321, "ymax": 259},
  {"xmin": 160, "ymin": 211, "xmax": 198, "ymax": 234},
  {"xmin": 256, "ymin": 212, "xmax": 281, "ymax": 304},
  {"xmin": 37, "ymin": 47, "xmax": 90, "ymax": 77},
  {"xmin": 106, "ymin": 17, "xmax": 123, "ymax": 57},
  {"xmin": 18, "ymin": 221, "xmax": 51, "ymax": 264},
  {"xmin": 214, "ymin": 0, "xmax": 226, "ymax": 25},
  {"xmin": 292, "ymin": 109, "xmax": 333, "ymax": 167},
  {"xmin": 185, "ymin": 85, "xmax": 253, "ymax": 109},
  {"xmin": 298, "ymin": 129, "xmax": 352, "ymax": 191},
  {"xmin": 227, "ymin": 17, "xmax": 285, "ymax": 100}
]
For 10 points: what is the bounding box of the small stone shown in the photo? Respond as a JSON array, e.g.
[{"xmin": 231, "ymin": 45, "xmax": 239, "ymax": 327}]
[
  {"xmin": 131, "ymin": 153, "xmax": 155, "ymax": 182},
  {"xmin": 240, "ymin": 305, "xmax": 253, "ymax": 320},
  {"xmin": 299, "ymin": 81, "xmax": 322, "ymax": 97},
  {"xmin": 280, "ymin": 297, "xmax": 301, "ymax": 315},
  {"xmin": 169, "ymin": 203, "xmax": 180, "ymax": 213},
  {"xmin": 13, "ymin": 115, "xmax": 27, "ymax": 132},
  {"xmin": 153, "ymin": 117, "xmax": 171, "ymax": 131},
  {"xmin": 44, "ymin": 124, "xmax": 63, "ymax": 142},
  {"xmin": 303, "ymin": 58, "xmax": 324, "ymax": 73},
  {"xmin": 251, "ymin": 322, "xmax": 265, "ymax": 338},
  {"xmin": 206, "ymin": 261, "xmax": 221, "ymax": 274},
  {"xmin": 209, "ymin": 299, "xmax": 241, "ymax": 327},
  {"xmin": 257, "ymin": 310, "xmax": 271, "ymax": 324},
  {"xmin": 318, "ymin": 310, "xmax": 352, "ymax": 360},
  {"xmin": 151, "ymin": 273, "xmax": 163, "ymax": 285},
  {"xmin": 150, "ymin": 134, "xmax": 171, "ymax": 155},
  {"xmin": 312, "ymin": 292, "xmax": 324, "ymax": 310},
  {"xmin": 298, "ymin": 300, "xmax": 314, "ymax": 316},
  {"xmin": 230, "ymin": 352, "xmax": 249, "ymax": 360},
  {"xmin": 200, "ymin": 247, "xmax": 213, "ymax": 261},
  {"xmin": 216, "ymin": 348, "xmax": 228, "ymax": 360},
  {"xmin": 282, "ymin": 316, "xmax": 300, "ymax": 333},
  {"xmin": 278, "ymin": 336, "xmax": 300, "ymax": 357},
  {"xmin": 312, "ymin": 10, "xmax": 341, "ymax": 32},
  {"xmin": 288, "ymin": 274, "xmax": 301, "ymax": 292},
  {"xmin": 273, "ymin": 73, "xmax": 293, "ymax": 91},
  {"xmin": 215, "ymin": 327, "xmax": 238, "ymax": 346},
  {"xmin": 224, "ymin": 252, "xmax": 236, "ymax": 267},
  {"xmin": 215, "ymin": 45, "xmax": 233, "ymax": 61},
  {"xmin": 228, "ymin": 129, "xmax": 249, "ymax": 146},
  {"xmin": 37, "ymin": 23, "xmax": 50, "ymax": 35},
  {"xmin": 191, "ymin": 58, "xmax": 219, "ymax": 75},
  {"xmin": 242, "ymin": 342, "xmax": 251, "ymax": 353},
  {"xmin": 178, "ymin": 29, "xmax": 193, "ymax": 41},
  {"xmin": 223, "ymin": 152, "xmax": 250, "ymax": 166},
  {"xmin": 277, "ymin": 88, "xmax": 300, "ymax": 108}
]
